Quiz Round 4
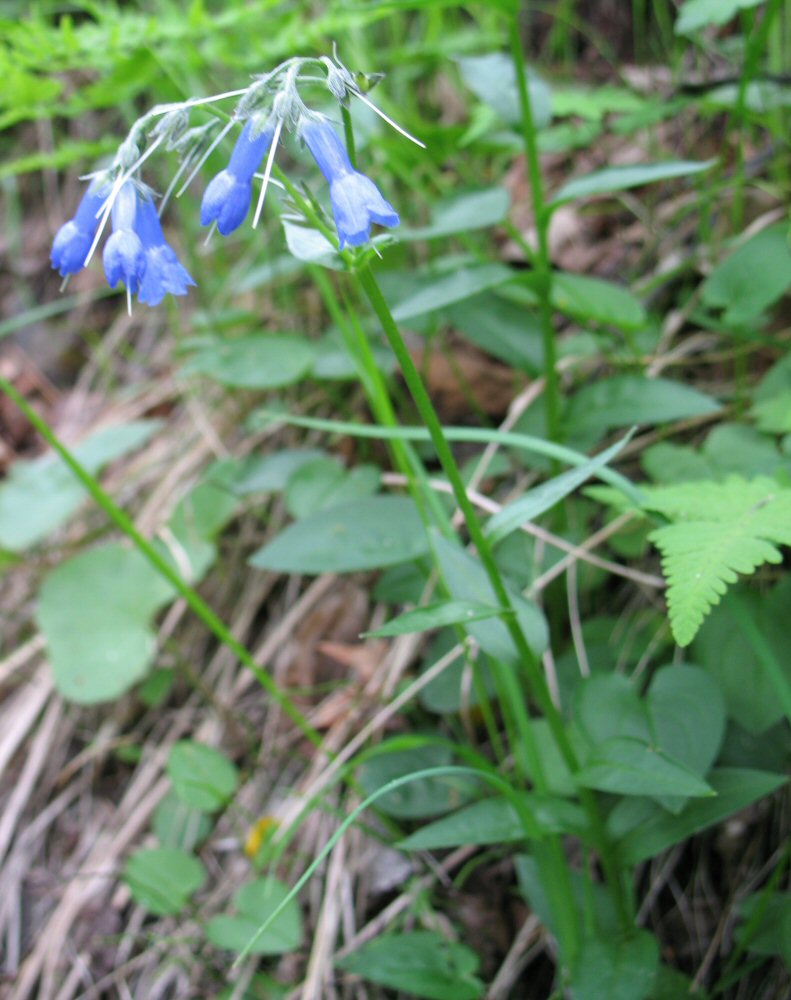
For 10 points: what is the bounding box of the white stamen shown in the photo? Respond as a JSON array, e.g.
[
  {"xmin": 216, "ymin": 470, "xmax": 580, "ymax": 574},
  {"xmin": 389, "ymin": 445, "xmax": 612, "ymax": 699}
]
[
  {"xmin": 252, "ymin": 117, "xmax": 283, "ymax": 229},
  {"xmin": 203, "ymin": 221, "xmax": 217, "ymax": 247},
  {"xmin": 353, "ymin": 91, "xmax": 426, "ymax": 148},
  {"xmin": 126, "ymin": 285, "xmax": 132, "ymax": 316},
  {"xmin": 177, "ymin": 119, "xmax": 236, "ymax": 198},
  {"xmin": 83, "ymin": 135, "xmax": 165, "ymax": 268},
  {"xmin": 59, "ymin": 275, "xmax": 70, "ymax": 293}
]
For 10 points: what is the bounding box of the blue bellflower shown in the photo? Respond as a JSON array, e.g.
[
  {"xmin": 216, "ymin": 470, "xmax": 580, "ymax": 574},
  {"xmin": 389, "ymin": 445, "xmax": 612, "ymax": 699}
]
[
  {"xmin": 301, "ymin": 118, "xmax": 399, "ymax": 248},
  {"xmin": 135, "ymin": 197, "xmax": 195, "ymax": 306},
  {"xmin": 103, "ymin": 182, "xmax": 146, "ymax": 294},
  {"xmin": 50, "ymin": 177, "xmax": 111, "ymax": 277},
  {"xmin": 200, "ymin": 118, "xmax": 274, "ymax": 235}
]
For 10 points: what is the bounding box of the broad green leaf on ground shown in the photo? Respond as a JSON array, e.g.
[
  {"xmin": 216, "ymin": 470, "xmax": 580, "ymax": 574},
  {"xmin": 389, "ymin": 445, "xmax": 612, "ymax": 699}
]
[
  {"xmin": 644, "ymin": 476, "xmax": 791, "ymax": 646},
  {"xmin": 648, "ymin": 666, "xmax": 726, "ymax": 782},
  {"xmin": 700, "ymin": 224, "xmax": 791, "ymax": 327},
  {"xmin": 608, "ymin": 768, "xmax": 788, "ymax": 863},
  {"xmin": 551, "ymin": 85, "xmax": 647, "ymax": 121},
  {"xmin": 693, "ymin": 584, "xmax": 791, "ymax": 733},
  {"xmin": 432, "ymin": 531, "xmax": 549, "ymax": 661},
  {"xmin": 284, "ymin": 457, "xmax": 379, "ymax": 518},
  {"xmin": 223, "ymin": 449, "xmax": 327, "ymax": 496},
  {"xmin": 311, "ymin": 330, "xmax": 394, "ymax": 380},
  {"xmin": 575, "ymin": 675, "xmax": 651, "ymax": 746},
  {"xmin": 676, "ymin": 0, "xmax": 765, "ymax": 34},
  {"xmin": 642, "ymin": 424, "xmax": 787, "ymax": 483},
  {"xmin": 152, "ymin": 792, "xmax": 213, "ymax": 851},
  {"xmin": 572, "ymin": 930, "xmax": 659, "ymax": 1000},
  {"xmin": 249, "ymin": 496, "xmax": 428, "ymax": 574},
  {"xmin": 391, "ymin": 264, "xmax": 515, "ymax": 322},
  {"xmin": 550, "ymin": 160, "xmax": 714, "ymax": 207},
  {"xmin": 0, "ymin": 420, "xmax": 160, "ymax": 552},
  {"xmin": 576, "ymin": 737, "xmax": 714, "ymax": 798},
  {"xmin": 444, "ymin": 291, "xmax": 544, "ymax": 373},
  {"xmin": 399, "ymin": 793, "xmax": 587, "ymax": 849},
  {"xmin": 398, "ymin": 188, "xmax": 510, "ymax": 240},
  {"xmin": 124, "ymin": 847, "xmax": 206, "ymax": 916},
  {"xmin": 180, "ymin": 334, "xmax": 315, "ymax": 389},
  {"xmin": 551, "ymin": 272, "xmax": 646, "ymax": 331},
  {"xmin": 336, "ymin": 930, "xmax": 484, "ymax": 1000},
  {"xmin": 486, "ymin": 434, "xmax": 630, "ymax": 544},
  {"xmin": 206, "ymin": 877, "xmax": 303, "ymax": 956},
  {"xmin": 358, "ymin": 742, "xmax": 479, "ymax": 820},
  {"xmin": 167, "ymin": 741, "xmax": 239, "ymax": 811},
  {"xmin": 38, "ymin": 543, "xmax": 172, "ymax": 703},
  {"xmin": 365, "ymin": 600, "xmax": 505, "ymax": 638},
  {"xmin": 38, "ymin": 473, "xmax": 239, "ymax": 703},
  {"xmin": 565, "ymin": 375, "xmax": 720, "ymax": 444},
  {"xmin": 457, "ymin": 52, "xmax": 551, "ymax": 129}
]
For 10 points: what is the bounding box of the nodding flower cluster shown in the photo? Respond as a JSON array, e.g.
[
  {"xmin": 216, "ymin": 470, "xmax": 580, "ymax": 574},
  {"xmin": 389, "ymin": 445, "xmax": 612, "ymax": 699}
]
[{"xmin": 50, "ymin": 54, "xmax": 423, "ymax": 312}]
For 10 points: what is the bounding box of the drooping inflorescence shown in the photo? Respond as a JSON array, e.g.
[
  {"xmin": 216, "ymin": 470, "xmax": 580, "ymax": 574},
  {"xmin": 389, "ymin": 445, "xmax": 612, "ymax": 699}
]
[{"xmin": 50, "ymin": 54, "xmax": 422, "ymax": 312}]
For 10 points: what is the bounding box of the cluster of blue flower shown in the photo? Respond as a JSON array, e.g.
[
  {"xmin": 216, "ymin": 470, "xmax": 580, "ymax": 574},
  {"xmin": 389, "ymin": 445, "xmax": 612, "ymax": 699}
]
[{"xmin": 50, "ymin": 57, "xmax": 413, "ymax": 310}]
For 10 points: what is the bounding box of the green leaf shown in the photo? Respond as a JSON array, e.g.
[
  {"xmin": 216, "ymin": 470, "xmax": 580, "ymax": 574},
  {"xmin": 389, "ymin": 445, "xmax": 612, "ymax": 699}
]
[
  {"xmin": 399, "ymin": 793, "xmax": 587, "ymax": 849},
  {"xmin": 282, "ymin": 219, "xmax": 343, "ymax": 268},
  {"xmin": 365, "ymin": 600, "xmax": 505, "ymax": 638},
  {"xmin": 445, "ymin": 291, "xmax": 544, "ymax": 373},
  {"xmin": 551, "ymin": 160, "xmax": 714, "ymax": 206},
  {"xmin": 167, "ymin": 741, "xmax": 239, "ymax": 812},
  {"xmin": 645, "ymin": 476, "xmax": 791, "ymax": 646},
  {"xmin": 336, "ymin": 931, "xmax": 484, "ymax": 1000},
  {"xmin": 551, "ymin": 272, "xmax": 646, "ymax": 331},
  {"xmin": 572, "ymin": 930, "xmax": 659, "ymax": 1000},
  {"xmin": 609, "ymin": 768, "xmax": 787, "ymax": 863},
  {"xmin": 37, "ymin": 543, "xmax": 172, "ymax": 704},
  {"xmin": 737, "ymin": 893, "xmax": 791, "ymax": 966},
  {"xmin": 249, "ymin": 496, "xmax": 429, "ymax": 574},
  {"xmin": 152, "ymin": 791, "xmax": 213, "ymax": 851},
  {"xmin": 0, "ymin": 420, "xmax": 160, "ymax": 552},
  {"xmin": 358, "ymin": 742, "xmax": 478, "ymax": 820},
  {"xmin": 566, "ymin": 375, "xmax": 720, "ymax": 443},
  {"xmin": 676, "ymin": 0, "xmax": 765, "ymax": 34},
  {"xmin": 576, "ymin": 675, "xmax": 652, "ymax": 746},
  {"xmin": 693, "ymin": 585, "xmax": 791, "ymax": 733},
  {"xmin": 576, "ymin": 737, "xmax": 715, "ymax": 798},
  {"xmin": 284, "ymin": 458, "xmax": 379, "ymax": 518},
  {"xmin": 486, "ymin": 434, "xmax": 630, "ymax": 544},
  {"xmin": 432, "ymin": 532, "xmax": 549, "ymax": 662},
  {"xmin": 206, "ymin": 877, "xmax": 303, "ymax": 956},
  {"xmin": 457, "ymin": 52, "xmax": 551, "ymax": 129},
  {"xmin": 700, "ymin": 224, "xmax": 791, "ymax": 326},
  {"xmin": 226, "ymin": 449, "xmax": 327, "ymax": 496},
  {"xmin": 399, "ymin": 188, "xmax": 510, "ymax": 240},
  {"xmin": 124, "ymin": 847, "xmax": 206, "ymax": 916},
  {"xmin": 648, "ymin": 665, "xmax": 726, "ymax": 793},
  {"xmin": 180, "ymin": 334, "xmax": 315, "ymax": 389},
  {"xmin": 391, "ymin": 264, "xmax": 514, "ymax": 321}
]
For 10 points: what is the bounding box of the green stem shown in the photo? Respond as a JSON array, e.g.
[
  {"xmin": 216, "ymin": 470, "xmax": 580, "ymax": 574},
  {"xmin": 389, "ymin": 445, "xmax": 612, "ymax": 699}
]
[
  {"xmin": 509, "ymin": 9, "xmax": 561, "ymax": 446},
  {"xmin": 0, "ymin": 376, "xmax": 323, "ymax": 749}
]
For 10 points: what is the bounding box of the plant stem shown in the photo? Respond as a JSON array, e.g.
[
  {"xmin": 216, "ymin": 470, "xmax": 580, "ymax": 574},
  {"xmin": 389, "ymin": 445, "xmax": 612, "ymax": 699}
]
[
  {"xmin": 0, "ymin": 376, "xmax": 323, "ymax": 749},
  {"xmin": 509, "ymin": 9, "xmax": 561, "ymax": 446}
]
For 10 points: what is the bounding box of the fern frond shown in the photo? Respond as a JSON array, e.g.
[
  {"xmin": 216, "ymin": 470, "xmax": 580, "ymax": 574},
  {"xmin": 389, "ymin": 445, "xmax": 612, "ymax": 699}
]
[{"xmin": 643, "ymin": 476, "xmax": 791, "ymax": 647}]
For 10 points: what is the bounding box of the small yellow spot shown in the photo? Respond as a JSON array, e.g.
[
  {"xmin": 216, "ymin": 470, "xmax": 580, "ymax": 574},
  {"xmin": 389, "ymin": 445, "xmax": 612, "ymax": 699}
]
[{"xmin": 244, "ymin": 815, "xmax": 278, "ymax": 859}]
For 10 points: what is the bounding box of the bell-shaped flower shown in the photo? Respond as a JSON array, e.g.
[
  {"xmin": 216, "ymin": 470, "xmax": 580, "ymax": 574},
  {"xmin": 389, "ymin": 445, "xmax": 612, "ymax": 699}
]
[
  {"xmin": 102, "ymin": 181, "xmax": 146, "ymax": 294},
  {"xmin": 200, "ymin": 117, "xmax": 274, "ymax": 235},
  {"xmin": 135, "ymin": 197, "xmax": 195, "ymax": 306},
  {"xmin": 50, "ymin": 176, "xmax": 111, "ymax": 277},
  {"xmin": 301, "ymin": 118, "xmax": 399, "ymax": 249}
]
